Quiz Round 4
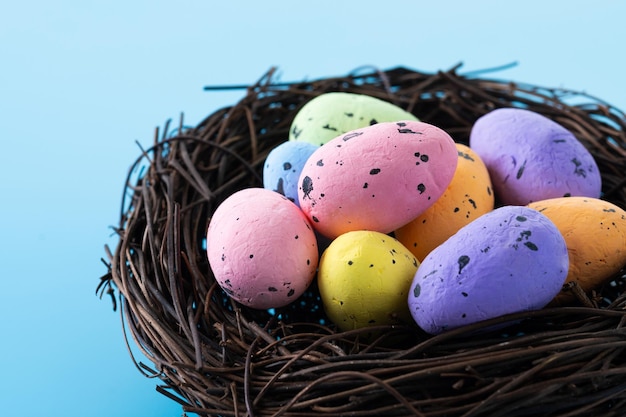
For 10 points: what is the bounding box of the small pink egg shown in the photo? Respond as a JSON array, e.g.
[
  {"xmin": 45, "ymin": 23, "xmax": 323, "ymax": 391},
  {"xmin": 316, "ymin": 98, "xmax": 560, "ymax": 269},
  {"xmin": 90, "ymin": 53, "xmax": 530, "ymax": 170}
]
[{"xmin": 206, "ymin": 188, "xmax": 319, "ymax": 309}]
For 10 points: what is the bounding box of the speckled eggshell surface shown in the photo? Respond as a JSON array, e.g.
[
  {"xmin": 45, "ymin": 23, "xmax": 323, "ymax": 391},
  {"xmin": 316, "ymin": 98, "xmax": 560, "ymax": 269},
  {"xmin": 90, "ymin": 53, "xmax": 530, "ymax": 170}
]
[
  {"xmin": 317, "ymin": 230, "xmax": 419, "ymax": 331},
  {"xmin": 409, "ymin": 205, "xmax": 569, "ymax": 335},
  {"xmin": 206, "ymin": 188, "xmax": 318, "ymax": 309},
  {"xmin": 469, "ymin": 108, "xmax": 602, "ymax": 205},
  {"xmin": 298, "ymin": 120, "xmax": 458, "ymax": 239},
  {"xmin": 263, "ymin": 141, "xmax": 319, "ymax": 206},
  {"xmin": 288, "ymin": 92, "xmax": 419, "ymax": 146},
  {"xmin": 395, "ymin": 143, "xmax": 495, "ymax": 262},
  {"xmin": 528, "ymin": 196, "xmax": 626, "ymax": 304}
]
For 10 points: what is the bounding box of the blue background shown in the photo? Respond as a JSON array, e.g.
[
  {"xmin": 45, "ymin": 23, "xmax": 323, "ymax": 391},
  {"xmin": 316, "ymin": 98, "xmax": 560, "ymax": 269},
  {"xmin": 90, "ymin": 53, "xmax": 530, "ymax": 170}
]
[{"xmin": 1, "ymin": 1, "xmax": 624, "ymax": 416}]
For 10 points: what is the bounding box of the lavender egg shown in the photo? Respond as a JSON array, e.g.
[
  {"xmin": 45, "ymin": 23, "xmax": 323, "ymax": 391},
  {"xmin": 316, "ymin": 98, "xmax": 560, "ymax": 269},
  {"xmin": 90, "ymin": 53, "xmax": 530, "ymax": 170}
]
[
  {"xmin": 408, "ymin": 205, "xmax": 569, "ymax": 335},
  {"xmin": 263, "ymin": 141, "xmax": 320, "ymax": 206},
  {"xmin": 469, "ymin": 108, "xmax": 601, "ymax": 205}
]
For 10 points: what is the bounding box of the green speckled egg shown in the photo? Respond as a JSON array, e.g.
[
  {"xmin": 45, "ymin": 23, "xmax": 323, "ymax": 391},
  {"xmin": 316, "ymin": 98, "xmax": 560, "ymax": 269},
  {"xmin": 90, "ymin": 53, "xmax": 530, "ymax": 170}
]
[{"xmin": 289, "ymin": 92, "xmax": 419, "ymax": 146}]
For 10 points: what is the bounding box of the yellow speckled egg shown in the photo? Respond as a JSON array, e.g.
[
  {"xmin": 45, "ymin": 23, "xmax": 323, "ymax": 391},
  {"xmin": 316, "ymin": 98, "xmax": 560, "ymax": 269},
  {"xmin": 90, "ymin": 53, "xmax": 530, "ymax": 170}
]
[
  {"xmin": 528, "ymin": 196, "xmax": 626, "ymax": 304},
  {"xmin": 395, "ymin": 143, "xmax": 495, "ymax": 261},
  {"xmin": 317, "ymin": 230, "xmax": 419, "ymax": 331}
]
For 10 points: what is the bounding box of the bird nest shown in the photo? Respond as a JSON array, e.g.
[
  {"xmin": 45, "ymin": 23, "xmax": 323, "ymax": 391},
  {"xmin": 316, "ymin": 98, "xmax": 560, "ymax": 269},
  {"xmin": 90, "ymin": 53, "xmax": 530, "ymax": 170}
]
[{"xmin": 99, "ymin": 65, "xmax": 626, "ymax": 416}]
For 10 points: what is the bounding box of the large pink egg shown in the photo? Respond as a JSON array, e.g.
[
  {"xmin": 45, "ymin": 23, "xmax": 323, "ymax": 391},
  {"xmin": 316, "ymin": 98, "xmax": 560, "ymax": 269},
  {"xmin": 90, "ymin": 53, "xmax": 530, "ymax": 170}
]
[
  {"xmin": 206, "ymin": 188, "xmax": 319, "ymax": 309},
  {"xmin": 297, "ymin": 120, "xmax": 458, "ymax": 239}
]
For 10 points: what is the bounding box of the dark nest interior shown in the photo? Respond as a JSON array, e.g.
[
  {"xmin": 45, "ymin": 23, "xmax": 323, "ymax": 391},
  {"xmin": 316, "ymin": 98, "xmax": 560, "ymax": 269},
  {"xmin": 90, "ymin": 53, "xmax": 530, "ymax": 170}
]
[{"xmin": 99, "ymin": 65, "xmax": 626, "ymax": 417}]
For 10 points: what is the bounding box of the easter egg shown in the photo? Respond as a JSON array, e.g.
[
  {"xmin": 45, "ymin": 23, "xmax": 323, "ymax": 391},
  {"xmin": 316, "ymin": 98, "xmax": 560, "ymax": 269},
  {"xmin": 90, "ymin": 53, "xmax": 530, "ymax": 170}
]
[
  {"xmin": 395, "ymin": 143, "xmax": 495, "ymax": 261},
  {"xmin": 528, "ymin": 197, "xmax": 626, "ymax": 304},
  {"xmin": 469, "ymin": 108, "xmax": 602, "ymax": 205},
  {"xmin": 318, "ymin": 230, "xmax": 419, "ymax": 331},
  {"xmin": 263, "ymin": 141, "xmax": 319, "ymax": 206},
  {"xmin": 289, "ymin": 92, "xmax": 419, "ymax": 146},
  {"xmin": 408, "ymin": 205, "xmax": 569, "ymax": 335},
  {"xmin": 298, "ymin": 120, "xmax": 458, "ymax": 239},
  {"xmin": 206, "ymin": 188, "xmax": 319, "ymax": 309}
]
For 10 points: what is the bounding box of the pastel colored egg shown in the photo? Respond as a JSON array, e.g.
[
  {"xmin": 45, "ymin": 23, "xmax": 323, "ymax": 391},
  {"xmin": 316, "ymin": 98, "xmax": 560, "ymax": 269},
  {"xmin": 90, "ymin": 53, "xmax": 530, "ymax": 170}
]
[
  {"xmin": 263, "ymin": 141, "xmax": 320, "ymax": 206},
  {"xmin": 206, "ymin": 188, "xmax": 319, "ymax": 309},
  {"xmin": 395, "ymin": 143, "xmax": 495, "ymax": 261},
  {"xmin": 317, "ymin": 230, "xmax": 419, "ymax": 331},
  {"xmin": 289, "ymin": 92, "xmax": 419, "ymax": 146},
  {"xmin": 408, "ymin": 206, "xmax": 569, "ymax": 335},
  {"xmin": 297, "ymin": 120, "xmax": 458, "ymax": 239},
  {"xmin": 469, "ymin": 108, "xmax": 602, "ymax": 205},
  {"xmin": 528, "ymin": 197, "xmax": 626, "ymax": 304}
]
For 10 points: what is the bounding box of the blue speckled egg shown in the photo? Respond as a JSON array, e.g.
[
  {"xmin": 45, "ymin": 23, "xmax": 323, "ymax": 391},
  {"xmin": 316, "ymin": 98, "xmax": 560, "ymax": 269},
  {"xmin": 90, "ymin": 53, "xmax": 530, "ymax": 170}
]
[{"xmin": 263, "ymin": 141, "xmax": 320, "ymax": 206}]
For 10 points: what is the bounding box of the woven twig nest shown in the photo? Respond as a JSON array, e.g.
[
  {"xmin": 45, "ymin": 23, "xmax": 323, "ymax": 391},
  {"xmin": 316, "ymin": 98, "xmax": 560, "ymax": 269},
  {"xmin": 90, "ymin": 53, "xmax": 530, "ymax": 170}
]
[{"xmin": 99, "ymin": 65, "xmax": 626, "ymax": 417}]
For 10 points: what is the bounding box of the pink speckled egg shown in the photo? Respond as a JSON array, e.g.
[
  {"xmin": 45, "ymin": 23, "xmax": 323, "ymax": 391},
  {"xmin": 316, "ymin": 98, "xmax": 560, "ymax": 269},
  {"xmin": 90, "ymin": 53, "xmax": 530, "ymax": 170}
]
[
  {"xmin": 206, "ymin": 188, "xmax": 319, "ymax": 309},
  {"xmin": 297, "ymin": 120, "xmax": 458, "ymax": 239}
]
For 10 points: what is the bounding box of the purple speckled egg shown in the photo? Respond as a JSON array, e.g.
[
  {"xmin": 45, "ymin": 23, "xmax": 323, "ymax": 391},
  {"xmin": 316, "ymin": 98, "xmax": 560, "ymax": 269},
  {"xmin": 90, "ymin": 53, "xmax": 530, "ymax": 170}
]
[
  {"xmin": 408, "ymin": 205, "xmax": 569, "ymax": 335},
  {"xmin": 297, "ymin": 120, "xmax": 458, "ymax": 239},
  {"xmin": 263, "ymin": 141, "xmax": 320, "ymax": 207},
  {"xmin": 206, "ymin": 188, "xmax": 319, "ymax": 309},
  {"xmin": 469, "ymin": 108, "xmax": 602, "ymax": 205}
]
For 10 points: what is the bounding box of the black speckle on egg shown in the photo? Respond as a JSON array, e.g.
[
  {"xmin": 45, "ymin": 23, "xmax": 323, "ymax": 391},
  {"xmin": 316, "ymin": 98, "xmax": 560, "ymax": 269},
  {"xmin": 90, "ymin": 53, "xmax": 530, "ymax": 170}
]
[
  {"xmin": 468, "ymin": 199, "xmax": 477, "ymax": 209},
  {"xmin": 348, "ymin": 260, "xmax": 353, "ymax": 266},
  {"xmin": 572, "ymin": 157, "xmax": 587, "ymax": 178},
  {"xmin": 274, "ymin": 178, "xmax": 285, "ymax": 196},
  {"xmin": 249, "ymin": 254, "xmax": 254, "ymax": 259},
  {"xmin": 312, "ymin": 216, "xmax": 319, "ymax": 222},
  {"xmin": 363, "ymin": 182, "xmax": 368, "ymax": 188},
  {"xmin": 283, "ymin": 162, "xmax": 292, "ymax": 171},
  {"xmin": 322, "ymin": 124, "xmax": 338, "ymax": 132},
  {"xmin": 516, "ymin": 216, "xmax": 527, "ymax": 222},
  {"xmin": 292, "ymin": 125, "xmax": 302, "ymax": 139},
  {"xmin": 294, "ymin": 235, "xmax": 299, "ymax": 239},
  {"xmin": 370, "ymin": 118, "xmax": 378, "ymax": 125},
  {"xmin": 487, "ymin": 187, "xmax": 492, "ymax": 196},
  {"xmin": 458, "ymin": 151, "xmax": 475, "ymax": 161},
  {"xmin": 301, "ymin": 176, "xmax": 314, "ymax": 199},
  {"xmin": 524, "ymin": 242, "xmax": 539, "ymax": 251},
  {"xmin": 345, "ymin": 112, "xmax": 354, "ymax": 117},
  {"xmin": 516, "ymin": 159, "xmax": 527, "ymax": 179},
  {"xmin": 287, "ymin": 289, "xmax": 295, "ymax": 297},
  {"xmin": 413, "ymin": 283, "xmax": 421, "ymax": 298},
  {"xmin": 398, "ymin": 125, "xmax": 421, "ymax": 134},
  {"xmin": 461, "ymin": 292, "xmax": 468, "ymax": 297},
  {"xmin": 369, "ymin": 264, "xmax": 374, "ymax": 268},
  {"xmin": 458, "ymin": 255, "xmax": 470, "ymax": 274},
  {"xmin": 316, "ymin": 159, "xmax": 324, "ymax": 166},
  {"xmin": 268, "ymin": 286, "xmax": 278, "ymax": 292},
  {"xmin": 221, "ymin": 253, "xmax": 226, "ymax": 261},
  {"xmin": 370, "ymin": 168, "xmax": 381, "ymax": 175},
  {"xmin": 417, "ymin": 183, "xmax": 426, "ymax": 194},
  {"xmin": 563, "ymin": 193, "xmax": 571, "ymax": 197},
  {"xmin": 307, "ymin": 259, "xmax": 311, "ymax": 265},
  {"xmin": 343, "ymin": 131, "xmax": 363, "ymax": 141},
  {"xmin": 454, "ymin": 207, "xmax": 460, "ymax": 213}
]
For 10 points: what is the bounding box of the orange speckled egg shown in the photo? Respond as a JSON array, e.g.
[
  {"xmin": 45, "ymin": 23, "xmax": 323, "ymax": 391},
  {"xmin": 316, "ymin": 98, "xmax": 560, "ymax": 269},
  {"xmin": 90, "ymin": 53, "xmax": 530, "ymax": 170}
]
[
  {"xmin": 528, "ymin": 196, "xmax": 626, "ymax": 304},
  {"xmin": 395, "ymin": 143, "xmax": 495, "ymax": 261}
]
